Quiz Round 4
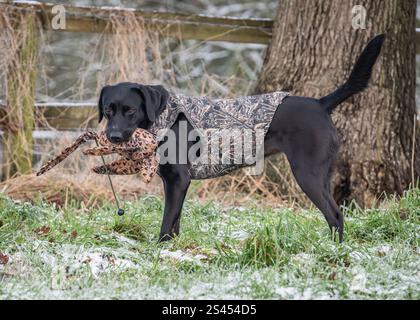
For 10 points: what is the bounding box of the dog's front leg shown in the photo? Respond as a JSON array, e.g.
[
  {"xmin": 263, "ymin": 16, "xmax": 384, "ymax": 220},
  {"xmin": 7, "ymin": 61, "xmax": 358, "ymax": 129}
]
[{"xmin": 158, "ymin": 164, "xmax": 191, "ymax": 242}]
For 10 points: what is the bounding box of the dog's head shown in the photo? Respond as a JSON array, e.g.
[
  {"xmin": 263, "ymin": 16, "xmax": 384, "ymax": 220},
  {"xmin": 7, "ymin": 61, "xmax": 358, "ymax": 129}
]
[{"xmin": 98, "ymin": 82, "xmax": 169, "ymax": 143}]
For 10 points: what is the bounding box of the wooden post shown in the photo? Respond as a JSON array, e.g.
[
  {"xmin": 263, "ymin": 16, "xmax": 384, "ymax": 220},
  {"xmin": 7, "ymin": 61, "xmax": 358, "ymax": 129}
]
[{"xmin": 2, "ymin": 11, "xmax": 38, "ymax": 180}]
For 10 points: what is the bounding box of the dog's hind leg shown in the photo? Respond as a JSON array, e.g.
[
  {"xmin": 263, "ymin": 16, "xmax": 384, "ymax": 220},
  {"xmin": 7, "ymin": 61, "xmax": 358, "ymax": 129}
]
[
  {"xmin": 286, "ymin": 149, "xmax": 344, "ymax": 242},
  {"xmin": 323, "ymin": 161, "xmax": 344, "ymax": 242}
]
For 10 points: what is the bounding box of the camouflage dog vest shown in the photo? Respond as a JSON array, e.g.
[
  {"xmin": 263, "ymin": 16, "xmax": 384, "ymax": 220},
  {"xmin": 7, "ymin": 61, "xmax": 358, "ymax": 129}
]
[{"xmin": 151, "ymin": 91, "xmax": 289, "ymax": 180}]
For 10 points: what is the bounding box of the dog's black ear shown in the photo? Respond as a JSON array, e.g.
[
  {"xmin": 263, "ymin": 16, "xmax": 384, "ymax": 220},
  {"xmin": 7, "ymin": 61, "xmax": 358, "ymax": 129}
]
[
  {"xmin": 133, "ymin": 84, "xmax": 169, "ymax": 122},
  {"xmin": 98, "ymin": 86, "xmax": 108, "ymax": 123}
]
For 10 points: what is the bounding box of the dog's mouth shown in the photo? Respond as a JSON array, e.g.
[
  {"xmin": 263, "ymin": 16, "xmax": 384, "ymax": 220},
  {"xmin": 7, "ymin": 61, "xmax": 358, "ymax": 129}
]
[{"xmin": 108, "ymin": 138, "xmax": 125, "ymax": 144}]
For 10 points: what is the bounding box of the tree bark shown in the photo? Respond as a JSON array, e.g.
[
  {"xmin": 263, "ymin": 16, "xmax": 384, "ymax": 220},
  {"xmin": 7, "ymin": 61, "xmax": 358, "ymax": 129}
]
[{"xmin": 256, "ymin": 0, "xmax": 419, "ymax": 207}]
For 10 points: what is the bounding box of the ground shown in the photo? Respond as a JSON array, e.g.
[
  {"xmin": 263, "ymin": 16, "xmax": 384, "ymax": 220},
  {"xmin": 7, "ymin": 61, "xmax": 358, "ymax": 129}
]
[{"xmin": 0, "ymin": 189, "xmax": 419, "ymax": 300}]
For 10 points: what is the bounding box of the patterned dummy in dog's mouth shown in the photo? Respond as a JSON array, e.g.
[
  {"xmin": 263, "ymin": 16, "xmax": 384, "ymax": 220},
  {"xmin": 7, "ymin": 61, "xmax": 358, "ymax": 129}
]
[{"xmin": 36, "ymin": 128, "xmax": 159, "ymax": 183}]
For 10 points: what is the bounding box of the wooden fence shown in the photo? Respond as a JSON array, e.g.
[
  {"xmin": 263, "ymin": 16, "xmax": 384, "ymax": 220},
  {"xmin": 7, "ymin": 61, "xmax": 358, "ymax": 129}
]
[{"xmin": 0, "ymin": 1, "xmax": 419, "ymax": 178}]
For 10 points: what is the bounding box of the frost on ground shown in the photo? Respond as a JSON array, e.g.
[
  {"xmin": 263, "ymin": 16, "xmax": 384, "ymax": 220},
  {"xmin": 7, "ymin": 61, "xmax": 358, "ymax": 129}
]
[{"xmin": 0, "ymin": 190, "xmax": 419, "ymax": 300}]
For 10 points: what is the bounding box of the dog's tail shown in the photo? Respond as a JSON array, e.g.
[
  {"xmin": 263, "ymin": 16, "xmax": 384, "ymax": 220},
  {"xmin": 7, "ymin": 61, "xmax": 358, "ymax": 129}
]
[{"xmin": 319, "ymin": 34, "xmax": 385, "ymax": 114}]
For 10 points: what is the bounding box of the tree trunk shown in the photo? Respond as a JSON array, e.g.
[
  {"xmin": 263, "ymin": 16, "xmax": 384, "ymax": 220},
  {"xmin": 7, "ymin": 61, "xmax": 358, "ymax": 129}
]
[{"xmin": 256, "ymin": 0, "xmax": 419, "ymax": 207}]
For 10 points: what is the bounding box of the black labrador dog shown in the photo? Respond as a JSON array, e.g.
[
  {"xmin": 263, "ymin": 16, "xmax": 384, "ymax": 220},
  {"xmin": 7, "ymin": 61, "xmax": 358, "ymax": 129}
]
[{"xmin": 98, "ymin": 35, "xmax": 385, "ymax": 243}]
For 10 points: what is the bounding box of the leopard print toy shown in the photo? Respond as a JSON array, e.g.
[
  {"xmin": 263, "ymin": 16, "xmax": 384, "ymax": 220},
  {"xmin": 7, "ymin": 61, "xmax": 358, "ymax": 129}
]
[{"xmin": 36, "ymin": 129, "xmax": 159, "ymax": 183}]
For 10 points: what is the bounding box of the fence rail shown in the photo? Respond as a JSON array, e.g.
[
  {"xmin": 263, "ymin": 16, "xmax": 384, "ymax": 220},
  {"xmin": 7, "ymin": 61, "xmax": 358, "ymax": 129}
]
[
  {"xmin": 6, "ymin": 2, "xmax": 420, "ymax": 49},
  {"xmin": 4, "ymin": 1, "xmax": 273, "ymax": 44},
  {"xmin": 0, "ymin": 101, "xmax": 97, "ymax": 130},
  {"xmin": 0, "ymin": 1, "xmax": 419, "ymax": 178}
]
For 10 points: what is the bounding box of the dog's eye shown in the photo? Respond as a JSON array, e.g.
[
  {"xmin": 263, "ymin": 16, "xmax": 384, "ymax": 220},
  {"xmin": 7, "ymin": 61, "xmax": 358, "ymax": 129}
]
[
  {"xmin": 125, "ymin": 107, "xmax": 136, "ymax": 115},
  {"xmin": 104, "ymin": 106, "xmax": 113, "ymax": 115}
]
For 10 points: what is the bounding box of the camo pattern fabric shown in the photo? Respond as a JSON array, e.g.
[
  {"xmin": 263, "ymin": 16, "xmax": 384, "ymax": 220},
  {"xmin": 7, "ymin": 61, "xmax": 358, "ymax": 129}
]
[
  {"xmin": 37, "ymin": 129, "xmax": 159, "ymax": 183},
  {"xmin": 150, "ymin": 91, "xmax": 289, "ymax": 180}
]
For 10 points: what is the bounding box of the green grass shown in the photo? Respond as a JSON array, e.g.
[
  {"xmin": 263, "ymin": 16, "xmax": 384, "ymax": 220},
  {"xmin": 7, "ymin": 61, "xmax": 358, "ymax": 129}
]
[{"xmin": 0, "ymin": 189, "xmax": 419, "ymax": 300}]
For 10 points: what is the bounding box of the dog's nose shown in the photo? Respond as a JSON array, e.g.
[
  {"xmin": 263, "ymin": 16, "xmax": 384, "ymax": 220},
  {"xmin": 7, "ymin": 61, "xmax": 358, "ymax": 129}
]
[{"xmin": 109, "ymin": 132, "xmax": 123, "ymax": 143}]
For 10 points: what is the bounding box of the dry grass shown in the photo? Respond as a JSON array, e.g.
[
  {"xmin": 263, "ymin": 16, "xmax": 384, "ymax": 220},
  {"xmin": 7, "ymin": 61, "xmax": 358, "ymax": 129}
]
[
  {"xmin": 105, "ymin": 12, "xmax": 164, "ymax": 86},
  {"xmin": 0, "ymin": 8, "xmax": 306, "ymax": 208},
  {"xmin": 0, "ymin": 9, "xmax": 40, "ymax": 179},
  {"xmin": 196, "ymin": 156, "xmax": 309, "ymax": 207},
  {"xmin": 0, "ymin": 173, "xmax": 162, "ymax": 208}
]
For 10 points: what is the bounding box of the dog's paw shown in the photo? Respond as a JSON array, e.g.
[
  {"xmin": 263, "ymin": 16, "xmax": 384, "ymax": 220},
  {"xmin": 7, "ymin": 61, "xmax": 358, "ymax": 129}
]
[{"xmin": 158, "ymin": 233, "xmax": 175, "ymax": 243}]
